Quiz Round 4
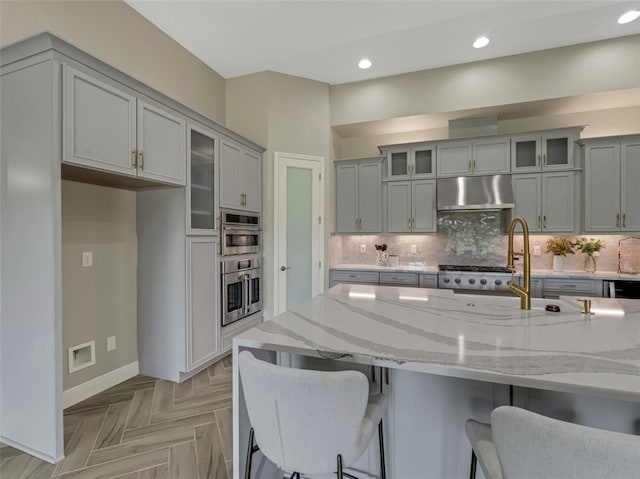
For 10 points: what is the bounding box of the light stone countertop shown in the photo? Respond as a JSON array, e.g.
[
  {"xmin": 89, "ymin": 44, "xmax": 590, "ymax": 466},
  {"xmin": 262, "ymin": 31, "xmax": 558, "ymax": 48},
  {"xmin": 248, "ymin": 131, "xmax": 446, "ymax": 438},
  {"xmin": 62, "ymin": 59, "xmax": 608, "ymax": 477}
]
[
  {"xmin": 331, "ymin": 264, "xmax": 640, "ymax": 280},
  {"xmin": 236, "ymin": 284, "xmax": 640, "ymax": 401}
]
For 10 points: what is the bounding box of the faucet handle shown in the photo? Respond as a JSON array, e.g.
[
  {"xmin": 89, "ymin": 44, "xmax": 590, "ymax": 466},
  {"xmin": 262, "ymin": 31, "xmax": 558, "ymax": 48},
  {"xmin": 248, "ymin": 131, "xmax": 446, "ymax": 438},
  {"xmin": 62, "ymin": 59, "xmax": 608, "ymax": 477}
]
[{"xmin": 577, "ymin": 298, "xmax": 593, "ymax": 315}]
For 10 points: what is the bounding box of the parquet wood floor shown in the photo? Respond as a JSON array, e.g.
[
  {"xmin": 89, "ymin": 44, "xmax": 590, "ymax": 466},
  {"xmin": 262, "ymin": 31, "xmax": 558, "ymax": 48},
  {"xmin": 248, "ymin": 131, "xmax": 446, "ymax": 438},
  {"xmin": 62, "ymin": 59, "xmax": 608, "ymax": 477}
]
[{"xmin": 0, "ymin": 354, "xmax": 234, "ymax": 479}]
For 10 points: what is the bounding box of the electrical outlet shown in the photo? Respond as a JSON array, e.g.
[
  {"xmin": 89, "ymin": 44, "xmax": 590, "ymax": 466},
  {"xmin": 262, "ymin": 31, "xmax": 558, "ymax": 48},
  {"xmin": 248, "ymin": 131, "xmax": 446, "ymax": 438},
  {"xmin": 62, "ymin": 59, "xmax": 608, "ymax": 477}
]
[
  {"xmin": 410, "ymin": 244, "xmax": 417, "ymax": 254},
  {"xmin": 82, "ymin": 251, "xmax": 93, "ymax": 267},
  {"xmin": 533, "ymin": 245, "xmax": 541, "ymax": 256},
  {"xmin": 360, "ymin": 244, "xmax": 366, "ymax": 254},
  {"xmin": 107, "ymin": 336, "xmax": 116, "ymax": 352}
]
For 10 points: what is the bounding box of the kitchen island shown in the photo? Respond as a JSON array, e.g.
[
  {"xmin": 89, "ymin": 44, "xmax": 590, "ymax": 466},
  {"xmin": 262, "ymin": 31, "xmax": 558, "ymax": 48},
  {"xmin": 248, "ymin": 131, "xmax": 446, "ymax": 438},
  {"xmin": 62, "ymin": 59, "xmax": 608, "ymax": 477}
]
[{"xmin": 233, "ymin": 285, "xmax": 640, "ymax": 478}]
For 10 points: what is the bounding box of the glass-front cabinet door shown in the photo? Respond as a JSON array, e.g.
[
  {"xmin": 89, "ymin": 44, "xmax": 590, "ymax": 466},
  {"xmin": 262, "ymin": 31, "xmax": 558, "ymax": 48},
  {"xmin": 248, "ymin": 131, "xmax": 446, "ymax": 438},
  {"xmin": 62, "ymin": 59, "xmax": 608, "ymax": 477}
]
[
  {"xmin": 412, "ymin": 145, "xmax": 435, "ymax": 178},
  {"xmin": 511, "ymin": 134, "xmax": 541, "ymax": 172},
  {"xmin": 542, "ymin": 133, "xmax": 573, "ymax": 170},
  {"xmin": 386, "ymin": 143, "xmax": 435, "ymax": 180},
  {"xmin": 387, "ymin": 147, "xmax": 410, "ymax": 180},
  {"xmin": 187, "ymin": 124, "xmax": 218, "ymax": 234}
]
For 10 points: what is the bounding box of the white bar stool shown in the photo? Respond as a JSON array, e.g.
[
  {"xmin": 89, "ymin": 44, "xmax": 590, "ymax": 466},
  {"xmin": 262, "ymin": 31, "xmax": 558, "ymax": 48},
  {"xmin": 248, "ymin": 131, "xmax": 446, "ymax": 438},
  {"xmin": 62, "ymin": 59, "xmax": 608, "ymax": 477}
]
[
  {"xmin": 466, "ymin": 405, "xmax": 640, "ymax": 479},
  {"xmin": 239, "ymin": 351, "xmax": 387, "ymax": 479}
]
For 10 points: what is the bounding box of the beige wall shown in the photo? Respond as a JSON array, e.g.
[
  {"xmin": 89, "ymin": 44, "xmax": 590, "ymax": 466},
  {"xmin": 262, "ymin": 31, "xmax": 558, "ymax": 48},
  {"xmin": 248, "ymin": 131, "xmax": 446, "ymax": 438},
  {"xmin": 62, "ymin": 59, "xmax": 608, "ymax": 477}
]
[
  {"xmin": 0, "ymin": 0, "xmax": 226, "ymax": 123},
  {"xmin": 226, "ymin": 71, "xmax": 333, "ymax": 318},
  {"xmin": 330, "ymin": 35, "xmax": 640, "ymax": 127},
  {"xmin": 61, "ymin": 181, "xmax": 137, "ymax": 390}
]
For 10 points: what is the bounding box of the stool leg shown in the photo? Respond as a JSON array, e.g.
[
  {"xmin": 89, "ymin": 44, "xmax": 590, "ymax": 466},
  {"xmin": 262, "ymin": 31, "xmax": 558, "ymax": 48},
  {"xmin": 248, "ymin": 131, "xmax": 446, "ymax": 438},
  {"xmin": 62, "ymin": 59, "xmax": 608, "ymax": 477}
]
[
  {"xmin": 245, "ymin": 428, "xmax": 255, "ymax": 479},
  {"xmin": 378, "ymin": 420, "xmax": 386, "ymax": 479},
  {"xmin": 337, "ymin": 454, "xmax": 343, "ymax": 479},
  {"xmin": 469, "ymin": 450, "xmax": 477, "ymax": 479}
]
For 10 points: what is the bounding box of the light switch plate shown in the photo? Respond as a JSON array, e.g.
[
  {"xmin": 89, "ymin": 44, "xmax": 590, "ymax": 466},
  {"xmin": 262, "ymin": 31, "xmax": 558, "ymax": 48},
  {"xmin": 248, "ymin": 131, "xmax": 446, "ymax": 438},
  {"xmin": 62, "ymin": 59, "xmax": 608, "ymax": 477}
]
[
  {"xmin": 410, "ymin": 244, "xmax": 417, "ymax": 254},
  {"xmin": 533, "ymin": 245, "xmax": 541, "ymax": 256},
  {"xmin": 82, "ymin": 251, "xmax": 93, "ymax": 267},
  {"xmin": 360, "ymin": 244, "xmax": 366, "ymax": 254},
  {"xmin": 107, "ymin": 336, "xmax": 116, "ymax": 352}
]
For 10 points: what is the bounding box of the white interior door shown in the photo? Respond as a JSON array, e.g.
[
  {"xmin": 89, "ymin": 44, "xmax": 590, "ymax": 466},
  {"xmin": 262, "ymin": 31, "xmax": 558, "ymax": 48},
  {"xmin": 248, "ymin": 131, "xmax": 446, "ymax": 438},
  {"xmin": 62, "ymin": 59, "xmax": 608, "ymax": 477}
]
[{"xmin": 274, "ymin": 153, "xmax": 324, "ymax": 314}]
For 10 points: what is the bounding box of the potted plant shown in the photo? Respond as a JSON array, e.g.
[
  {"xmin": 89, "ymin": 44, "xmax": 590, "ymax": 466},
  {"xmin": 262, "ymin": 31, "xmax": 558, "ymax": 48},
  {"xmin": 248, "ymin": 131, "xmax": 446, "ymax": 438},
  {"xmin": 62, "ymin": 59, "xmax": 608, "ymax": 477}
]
[
  {"xmin": 574, "ymin": 237, "xmax": 605, "ymax": 273},
  {"xmin": 545, "ymin": 237, "xmax": 574, "ymax": 272}
]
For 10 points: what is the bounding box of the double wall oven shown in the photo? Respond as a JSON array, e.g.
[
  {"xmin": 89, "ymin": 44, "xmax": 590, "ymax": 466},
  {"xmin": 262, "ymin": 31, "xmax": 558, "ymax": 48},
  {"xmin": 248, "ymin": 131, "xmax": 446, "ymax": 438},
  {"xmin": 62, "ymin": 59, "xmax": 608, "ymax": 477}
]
[{"xmin": 220, "ymin": 209, "xmax": 262, "ymax": 326}]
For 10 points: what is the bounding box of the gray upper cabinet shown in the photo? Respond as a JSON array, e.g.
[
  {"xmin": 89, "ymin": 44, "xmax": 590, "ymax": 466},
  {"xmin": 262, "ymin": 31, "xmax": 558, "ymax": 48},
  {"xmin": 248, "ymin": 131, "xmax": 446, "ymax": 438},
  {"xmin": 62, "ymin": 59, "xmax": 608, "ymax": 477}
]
[
  {"xmin": 220, "ymin": 137, "xmax": 261, "ymax": 212},
  {"xmin": 387, "ymin": 180, "xmax": 436, "ymax": 233},
  {"xmin": 437, "ymin": 141, "xmax": 473, "ymax": 176},
  {"xmin": 584, "ymin": 136, "xmax": 640, "ymax": 232},
  {"xmin": 437, "ymin": 137, "xmax": 510, "ymax": 176},
  {"xmin": 511, "ymin": 129, "xmax": 578, "ymax": 173},
  {"xmin": 63, "ymin": 65, "xmax": 136, "ymax": 176},
  {"xmin": 512, "ymin": 171, "xmax": 576, "ymax": 233},
  {"xmin": 63, "ymin": 65, "xmax": 186, "ymax": 186},
  {"xmin": 385, "ymin": 144, "xmax": 435, "ymax": 180},
  {"xmin": 136, "ymin": 99, "xmax": 186, "ymax": 185},
  {"xmin": 335, "ymin": 158, "xmax": 382, "ymax": 233},
  {"xmin": 472, "ymin": 137, "xmax": 511, "ymax": 174}
]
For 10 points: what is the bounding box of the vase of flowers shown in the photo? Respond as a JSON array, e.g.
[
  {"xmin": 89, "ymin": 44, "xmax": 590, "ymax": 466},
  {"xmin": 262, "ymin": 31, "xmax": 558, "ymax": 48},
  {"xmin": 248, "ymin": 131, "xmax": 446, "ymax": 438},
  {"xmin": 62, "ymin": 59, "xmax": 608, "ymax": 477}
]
[
  {"xmin": 545, "ymin": 237, "xmax": 575, "ymax": 272},
  {"xmin": 574, "ymin": 237, "xmax": 605, "ymax": 273}
]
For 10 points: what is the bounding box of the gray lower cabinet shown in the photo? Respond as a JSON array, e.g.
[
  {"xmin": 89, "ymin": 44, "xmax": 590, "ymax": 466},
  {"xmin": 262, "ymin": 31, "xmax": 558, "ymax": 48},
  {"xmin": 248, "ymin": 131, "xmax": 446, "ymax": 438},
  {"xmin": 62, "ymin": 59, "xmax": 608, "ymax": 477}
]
[
  {"xmin": 542, "ymin": 278, "xmax": 602, "ymax": 299},
  {"xmin": 138, "ymin": 188, "xmax": 223, "ymax": 382},
  {"xmin": 380, "ymin": 272, "xmax": 419, "ymax": 287},
  {"xmin": 335, "ymin": 157, "xmax": 383, "ymax": 233},
  {"xmin": 387, "ymin": 180, "xmax": 436, "ymax": 233},
  {"xmin": 330, "ymin": 270, "xmax": 379, "ymax": 287},
  {"xmin": 419, "ymin": 273, "xmax": 438, "ymax": 288}
]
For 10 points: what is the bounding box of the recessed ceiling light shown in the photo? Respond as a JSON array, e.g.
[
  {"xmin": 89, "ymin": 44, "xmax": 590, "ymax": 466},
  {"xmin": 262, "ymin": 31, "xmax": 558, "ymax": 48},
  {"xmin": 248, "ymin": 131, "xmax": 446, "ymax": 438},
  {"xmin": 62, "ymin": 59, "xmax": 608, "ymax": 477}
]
[
  {"xmin": 358, "ymin": 58, "xmax": 372, "ymax": 69},
  {"xmin": 618, "ymin": 10, "xmax": 640, "ymax": 24},
  {"xmin": 473, "ymin": 36, "xmax": 490, "ymax": 49}
]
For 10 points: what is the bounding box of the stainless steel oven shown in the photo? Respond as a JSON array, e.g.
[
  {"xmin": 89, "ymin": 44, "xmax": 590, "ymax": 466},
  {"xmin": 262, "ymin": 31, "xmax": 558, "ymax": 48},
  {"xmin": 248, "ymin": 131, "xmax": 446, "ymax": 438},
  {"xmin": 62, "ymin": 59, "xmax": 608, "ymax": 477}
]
[
  {"xmin": 221, "ymin": 209, "xmax": 260, "ymax": 256},
  {"xmin": 222, "ymin": 256, "xmax": 262, "ymax": 326}
]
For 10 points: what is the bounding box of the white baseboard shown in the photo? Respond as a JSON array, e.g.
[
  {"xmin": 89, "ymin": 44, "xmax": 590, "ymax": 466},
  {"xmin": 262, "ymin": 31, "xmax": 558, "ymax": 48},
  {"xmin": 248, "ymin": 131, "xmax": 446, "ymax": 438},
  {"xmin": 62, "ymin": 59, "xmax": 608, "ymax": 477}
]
[{"xmin": 63, "ymin": 361, "xmax": 139, "ymax": 409}]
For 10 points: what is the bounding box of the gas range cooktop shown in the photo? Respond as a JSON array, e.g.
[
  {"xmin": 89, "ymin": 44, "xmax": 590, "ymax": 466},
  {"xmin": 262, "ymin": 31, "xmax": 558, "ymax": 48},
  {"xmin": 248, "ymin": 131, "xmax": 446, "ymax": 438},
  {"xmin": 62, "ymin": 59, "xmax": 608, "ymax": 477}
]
[
  {"xmin": 437, "ymin": 264, "xmax": 517, "ymax": 291},
  {"xmin": 438, "ymin": 264, "xmax": 513, "ymax": 274}
]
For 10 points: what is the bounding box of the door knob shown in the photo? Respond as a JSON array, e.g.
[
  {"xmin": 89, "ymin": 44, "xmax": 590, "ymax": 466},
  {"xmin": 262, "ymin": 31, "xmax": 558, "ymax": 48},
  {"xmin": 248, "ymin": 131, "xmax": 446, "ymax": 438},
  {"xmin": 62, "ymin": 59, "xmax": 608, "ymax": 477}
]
[{"xmin": 280, "ymin": 266, "xmax": 291, "ymax": 271}]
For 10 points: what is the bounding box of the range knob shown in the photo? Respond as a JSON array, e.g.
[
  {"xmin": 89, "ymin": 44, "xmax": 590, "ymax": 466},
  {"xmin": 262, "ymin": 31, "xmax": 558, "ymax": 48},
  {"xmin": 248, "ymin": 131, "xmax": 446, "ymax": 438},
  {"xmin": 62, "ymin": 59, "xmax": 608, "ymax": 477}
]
[
  {"xmin": 480, "ymin": 279, "xmax": 487, "ymax": 285},
  {"xmin": 455, "ymin": 278, "xmax": 461, "ymax": 284},
  {"xmin": 495, "ymin": 279, "xmax": 502, "ymax": 286},
  {"xmin": 468, "ymin": 279, "xmax": 476, "ymax": 284},
  {"xmin": 443, "ymin": 277, "xmax": 450, "ymax": 283}
]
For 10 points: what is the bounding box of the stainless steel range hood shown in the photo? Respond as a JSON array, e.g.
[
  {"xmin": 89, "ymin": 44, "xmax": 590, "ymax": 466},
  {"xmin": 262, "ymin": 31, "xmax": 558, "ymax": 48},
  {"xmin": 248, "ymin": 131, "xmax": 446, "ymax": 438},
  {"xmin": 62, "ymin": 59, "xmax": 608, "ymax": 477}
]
[{"xmin": 437, "ymin": 174, "xmax": 514, "ymax": 211}]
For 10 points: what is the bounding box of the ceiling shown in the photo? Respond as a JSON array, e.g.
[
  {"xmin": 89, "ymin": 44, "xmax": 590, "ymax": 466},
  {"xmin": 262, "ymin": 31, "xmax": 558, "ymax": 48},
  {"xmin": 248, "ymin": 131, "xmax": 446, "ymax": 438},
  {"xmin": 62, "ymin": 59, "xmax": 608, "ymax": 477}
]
[{"xmin": 125, "ymin": 1, "xmax": 640, "ymax": 85}]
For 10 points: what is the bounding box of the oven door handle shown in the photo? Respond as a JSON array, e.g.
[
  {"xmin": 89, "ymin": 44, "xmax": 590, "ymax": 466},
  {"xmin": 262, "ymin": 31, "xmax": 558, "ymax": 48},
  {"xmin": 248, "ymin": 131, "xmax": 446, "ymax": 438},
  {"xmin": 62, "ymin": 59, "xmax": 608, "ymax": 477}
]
[
  {"xmin": 247, "ymin": 274, "xmax": 253, "ymax": 314},
  {"xmin": 244, "ymin": 274, "xmax": 250, "ymax": 314}
]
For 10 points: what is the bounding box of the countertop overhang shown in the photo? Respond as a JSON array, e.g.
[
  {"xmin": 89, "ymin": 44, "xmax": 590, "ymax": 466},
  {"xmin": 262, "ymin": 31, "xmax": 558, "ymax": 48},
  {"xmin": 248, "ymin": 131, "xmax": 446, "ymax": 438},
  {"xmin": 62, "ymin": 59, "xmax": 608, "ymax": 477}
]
[{"xmin": 236, "ymin": 284, "xmax": 640, "ymax": 402}]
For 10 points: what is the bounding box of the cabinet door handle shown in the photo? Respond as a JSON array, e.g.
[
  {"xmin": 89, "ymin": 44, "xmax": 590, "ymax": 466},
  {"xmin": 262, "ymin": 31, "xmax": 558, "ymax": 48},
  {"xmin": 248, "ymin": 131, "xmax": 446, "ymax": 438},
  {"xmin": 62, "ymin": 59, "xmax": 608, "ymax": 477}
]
[
  {"xmin": 623, "ymin": 213, "xmax": 626, "ymax": 228},
  {"xmin": 543, "ymin": 216, "xmax": 547, "ymax": 228},
  {"xmin": 473, "ymin": 159, "xmax": 477, "ymax": 172},
  {"xmin": 412, "ymin": 218, "xmax": 416, "ymax": 230},
  {"xmin": 543, "ymin": 153, "xmax": 547, "ymax": 166},
  {"xmin": 409, "ymin": 164, "xmax": 413, "ymax": 177},
  {"xmin": 408, "ymin": 218, "xmax": 412, "ymax": 231},
  {"xmin": 132, "ymin": 148, "xmax": 138, "ymax": 168},
  {"xmin": 139, "ymin": 150, "xmax": 144, "ymax": 170},
  {"xmin": 616, "ymin": 214, "xmax": 620, "ymax": 228},
  {"xmin": 538, "ymin": 215, "xmax": 541, "ymax": 229}
]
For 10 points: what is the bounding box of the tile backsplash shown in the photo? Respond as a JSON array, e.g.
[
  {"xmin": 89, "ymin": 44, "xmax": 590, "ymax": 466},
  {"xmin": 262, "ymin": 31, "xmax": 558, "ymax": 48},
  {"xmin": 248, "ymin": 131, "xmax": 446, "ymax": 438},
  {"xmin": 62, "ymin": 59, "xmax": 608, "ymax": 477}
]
[{"xmin": 331, "ymin": 227, "xmax": 629, "ymax": 272}]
